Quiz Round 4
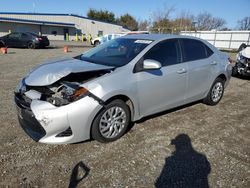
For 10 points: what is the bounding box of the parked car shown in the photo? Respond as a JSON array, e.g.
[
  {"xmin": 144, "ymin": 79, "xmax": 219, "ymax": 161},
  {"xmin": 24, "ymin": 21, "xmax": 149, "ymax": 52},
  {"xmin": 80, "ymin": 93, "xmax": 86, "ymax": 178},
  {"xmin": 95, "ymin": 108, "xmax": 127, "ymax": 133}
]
[
  {"xmin": 0, "ymin": 32, "xmax": 49, "ymax": 49},
  {"xmin": 232, "ymin": 43, "xmax": 250, "ymax": 77},
  {"xmin": 15, "ymin": 34, "xmax": 232, "ymax": 144},
  {"xmin": 91, "ymin": 31, "xmax": 149, "ymax": 46},
  {"xmin": 91, "ymin": 33, "xmax": 124, "ymax": 46}
]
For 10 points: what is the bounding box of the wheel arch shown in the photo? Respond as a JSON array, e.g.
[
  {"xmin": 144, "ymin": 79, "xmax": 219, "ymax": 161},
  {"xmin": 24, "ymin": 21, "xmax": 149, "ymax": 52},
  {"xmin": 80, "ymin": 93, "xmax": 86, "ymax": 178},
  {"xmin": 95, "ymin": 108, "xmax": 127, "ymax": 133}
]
[
  {"xmin": 94, "ymin": 40, "xmax": 100, "ymax": 45},
  {"xmin": 217, "ymin": 73, "xmax": 227, "ymax": 82},
  {"xmin": 104, "ymin": 94, "xmax": 135, "ymax": 121}
]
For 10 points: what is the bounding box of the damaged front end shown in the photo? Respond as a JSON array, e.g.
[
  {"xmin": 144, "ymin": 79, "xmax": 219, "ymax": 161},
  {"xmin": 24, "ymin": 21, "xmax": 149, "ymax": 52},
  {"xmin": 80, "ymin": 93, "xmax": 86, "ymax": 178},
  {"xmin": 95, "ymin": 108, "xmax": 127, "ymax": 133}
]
[
  {"xmin": 17, "ymin": 70, "xmax": 109, "ymax": 107},
  {"xmin": 14, "ymin": 60, "xmax": 113, "ymax": 143}
]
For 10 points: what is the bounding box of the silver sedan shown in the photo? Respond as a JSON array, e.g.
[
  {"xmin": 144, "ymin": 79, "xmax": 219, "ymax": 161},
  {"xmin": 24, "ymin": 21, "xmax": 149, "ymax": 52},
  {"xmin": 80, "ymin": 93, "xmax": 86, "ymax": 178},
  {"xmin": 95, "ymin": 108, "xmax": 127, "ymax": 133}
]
[{"xmin": 15, "ymin": 34, "xmax": 232, "ymax": 144}]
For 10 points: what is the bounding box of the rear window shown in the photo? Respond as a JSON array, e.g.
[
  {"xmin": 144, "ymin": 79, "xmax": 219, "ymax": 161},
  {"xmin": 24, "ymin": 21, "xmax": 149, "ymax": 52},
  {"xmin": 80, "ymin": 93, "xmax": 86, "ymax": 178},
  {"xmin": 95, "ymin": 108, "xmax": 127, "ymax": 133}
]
[
  {"xmin": 181, "ymin": 39, "xmax": 213, "ymax": 62},
  {"xmin": 28, "ymin": 32, "xmax": 39, "ymax": 37}
]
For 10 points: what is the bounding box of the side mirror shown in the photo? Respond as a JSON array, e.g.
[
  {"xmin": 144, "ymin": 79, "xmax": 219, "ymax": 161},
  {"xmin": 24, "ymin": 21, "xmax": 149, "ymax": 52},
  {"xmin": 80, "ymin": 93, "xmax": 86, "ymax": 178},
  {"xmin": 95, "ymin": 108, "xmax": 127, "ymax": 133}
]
[{"xmin": 143, "ymin": 59, "xmax": 162, "ymax": 70}]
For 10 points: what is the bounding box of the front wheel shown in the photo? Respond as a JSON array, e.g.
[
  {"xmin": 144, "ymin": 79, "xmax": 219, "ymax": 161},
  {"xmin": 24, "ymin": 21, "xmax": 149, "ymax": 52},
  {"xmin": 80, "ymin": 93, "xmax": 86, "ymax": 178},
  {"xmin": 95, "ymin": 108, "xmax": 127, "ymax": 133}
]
[
  {"xmin": 203, "ymin": 78, "xmax": 225, "ymax": 106},
  {"xmin": 91, "ymin": 99, "xmax": 131, "ymax": 143},
  {"xmin": 27, "ymin": 42, "xmax": 35, "ymax": 49}
]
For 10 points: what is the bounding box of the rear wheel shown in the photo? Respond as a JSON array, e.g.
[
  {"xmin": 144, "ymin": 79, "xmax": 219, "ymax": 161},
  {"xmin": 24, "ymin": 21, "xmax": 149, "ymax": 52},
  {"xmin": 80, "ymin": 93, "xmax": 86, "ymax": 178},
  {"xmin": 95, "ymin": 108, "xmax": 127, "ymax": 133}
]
[
  {"xmin": 203, "ymin": 78, "xmax": 225, "ymax": 106},
  {"xmin": 91, "ymin": 99, "xmax": 130, "ymax": 143},
  {"xmin": 27, "ymin": 42, "xmax": 35, "ymax": 49},
  {"xmin": 94, "ymin": 41, "xmax": 100, "ymax": 46}
]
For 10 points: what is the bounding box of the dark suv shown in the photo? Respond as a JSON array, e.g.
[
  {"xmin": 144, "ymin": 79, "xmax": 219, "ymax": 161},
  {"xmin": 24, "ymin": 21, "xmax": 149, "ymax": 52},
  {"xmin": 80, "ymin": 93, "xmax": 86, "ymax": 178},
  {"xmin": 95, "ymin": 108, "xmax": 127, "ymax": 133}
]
[{"xmin": 0, "ymin": 32, "xmax": 50, "ymax": 49}]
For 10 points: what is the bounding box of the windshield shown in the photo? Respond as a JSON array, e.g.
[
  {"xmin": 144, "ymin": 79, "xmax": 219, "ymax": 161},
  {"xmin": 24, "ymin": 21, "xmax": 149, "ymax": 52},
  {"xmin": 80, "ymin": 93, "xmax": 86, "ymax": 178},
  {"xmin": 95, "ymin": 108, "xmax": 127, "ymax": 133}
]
[{"xmin": 80, "ymin": 38, "xmax": 152, "ymax": 67}]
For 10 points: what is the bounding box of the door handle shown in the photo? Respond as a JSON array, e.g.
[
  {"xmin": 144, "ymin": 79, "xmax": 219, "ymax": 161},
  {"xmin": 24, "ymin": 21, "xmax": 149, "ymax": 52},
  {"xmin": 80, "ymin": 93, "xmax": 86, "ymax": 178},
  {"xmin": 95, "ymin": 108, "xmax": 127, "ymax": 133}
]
[
  {"xmin": 210, "ymin": 61, "xmax": 217, "ymax": 65},
  {"xmin": 177, "ymin": 68, "xmax": 187, "ymax": 74}
]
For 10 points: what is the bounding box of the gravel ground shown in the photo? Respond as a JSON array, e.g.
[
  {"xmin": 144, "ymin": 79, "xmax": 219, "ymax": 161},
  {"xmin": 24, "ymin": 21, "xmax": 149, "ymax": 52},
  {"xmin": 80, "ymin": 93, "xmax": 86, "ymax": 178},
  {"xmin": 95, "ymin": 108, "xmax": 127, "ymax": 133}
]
[{"xmin": 0, "ymin": 41, "xmax": 249, "ymax": 188}]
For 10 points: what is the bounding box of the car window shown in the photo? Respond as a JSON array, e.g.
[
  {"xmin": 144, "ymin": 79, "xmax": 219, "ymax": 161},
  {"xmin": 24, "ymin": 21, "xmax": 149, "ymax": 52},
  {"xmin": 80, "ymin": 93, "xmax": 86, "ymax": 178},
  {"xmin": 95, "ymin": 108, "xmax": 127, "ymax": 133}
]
[
  {"xmin": 21, "ymin": 33, "xmax": 29, "ymax": 38},
  {"xmin": 144, "ymin": 39, "xmax": 180, "ymax": 66},
  {"xmin": 28, "ymin": 32, "xmax": 40, "ymax": 37},
  {"xmin": 181, "ymin": 39, "xmax": 210, "ymax": 62},
  {"xmin": 9, "ymin": 33, "xmax": 20, "ymax": 39}
]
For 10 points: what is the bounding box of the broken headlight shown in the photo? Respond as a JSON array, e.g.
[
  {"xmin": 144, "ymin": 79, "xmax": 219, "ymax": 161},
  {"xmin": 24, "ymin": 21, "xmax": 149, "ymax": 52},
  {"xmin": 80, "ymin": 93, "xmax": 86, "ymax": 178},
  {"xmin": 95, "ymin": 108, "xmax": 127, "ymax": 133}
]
[
  {"xmin": 61, "ymin": 83, "xmax": 89, "ymax": 102},
  {"xmin": 40, "ymin": 82, "xmax": 89, "ymax": 106}
]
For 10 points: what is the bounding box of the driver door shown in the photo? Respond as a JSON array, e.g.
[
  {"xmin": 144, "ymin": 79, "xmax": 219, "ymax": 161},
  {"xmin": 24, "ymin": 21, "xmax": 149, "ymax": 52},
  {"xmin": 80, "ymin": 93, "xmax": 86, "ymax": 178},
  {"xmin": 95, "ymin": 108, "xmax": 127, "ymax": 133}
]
[{"xmin": 135, "ymin": 39, "xmax": 188, "ymax": 117}]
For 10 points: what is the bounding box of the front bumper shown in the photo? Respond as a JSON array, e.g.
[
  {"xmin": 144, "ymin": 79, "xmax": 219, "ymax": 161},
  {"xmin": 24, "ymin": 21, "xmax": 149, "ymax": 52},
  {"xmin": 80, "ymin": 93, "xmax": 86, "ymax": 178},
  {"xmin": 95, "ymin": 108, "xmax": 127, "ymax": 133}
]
[
  {"xmin": 239, "ymin": 67, "xmax": 250, "ymax": 76},
  {"xmin": 15, "ymin": 95, "xmax": 46, "ymax": 141},
  {"xmin": 15, "ymin": 94, "xmax": 102, "ymax": 144}
]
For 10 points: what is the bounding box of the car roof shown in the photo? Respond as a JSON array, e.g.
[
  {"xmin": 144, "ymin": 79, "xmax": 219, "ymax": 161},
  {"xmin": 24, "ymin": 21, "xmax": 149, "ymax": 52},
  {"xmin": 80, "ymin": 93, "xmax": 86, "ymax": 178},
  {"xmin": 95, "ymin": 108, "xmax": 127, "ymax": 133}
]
[{"xmin": 122, "ymin": 33, "xmax": 202, "ymax": 42}]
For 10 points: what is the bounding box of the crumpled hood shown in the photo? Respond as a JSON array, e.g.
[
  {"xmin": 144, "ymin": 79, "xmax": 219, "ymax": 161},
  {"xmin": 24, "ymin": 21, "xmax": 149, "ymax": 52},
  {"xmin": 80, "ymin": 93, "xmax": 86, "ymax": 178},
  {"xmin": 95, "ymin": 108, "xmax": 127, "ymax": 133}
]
[{"xmin": 25, "ymin": 57, "xmax": 114, "ymax": 86}]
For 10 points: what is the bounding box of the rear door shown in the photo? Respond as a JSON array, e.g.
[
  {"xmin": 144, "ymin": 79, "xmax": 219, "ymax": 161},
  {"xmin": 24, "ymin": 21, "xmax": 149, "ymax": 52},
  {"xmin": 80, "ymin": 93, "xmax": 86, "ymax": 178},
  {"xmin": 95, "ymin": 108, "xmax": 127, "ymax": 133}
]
[
  {"xmin": 135, "ymin": 39, "xmax": 188, "ymax": 116},
  {"xmin": 20, "ymin": 33, "xmax": 31, "ymax": 47},
  {"xmin": 180, "ymin": 39, "xmax": 214, "ymax": 102}
]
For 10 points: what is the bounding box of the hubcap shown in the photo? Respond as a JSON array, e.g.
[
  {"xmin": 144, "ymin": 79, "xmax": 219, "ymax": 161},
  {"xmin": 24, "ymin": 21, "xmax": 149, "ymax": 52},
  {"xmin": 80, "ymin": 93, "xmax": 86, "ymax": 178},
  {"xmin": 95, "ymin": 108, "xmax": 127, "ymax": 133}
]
[
  {"xmin": 211, "ymin": 82, "xmax": 223, "ymax": 102},
  {"xmin": 99, "ymin": 106, "xmax": 127, "ymax": 138}
]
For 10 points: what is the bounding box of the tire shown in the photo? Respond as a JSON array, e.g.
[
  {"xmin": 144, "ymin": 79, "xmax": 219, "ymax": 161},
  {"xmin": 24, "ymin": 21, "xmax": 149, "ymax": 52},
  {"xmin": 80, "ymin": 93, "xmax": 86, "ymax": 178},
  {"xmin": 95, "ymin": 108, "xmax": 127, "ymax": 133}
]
[
  {"xmin": 94, "ymin": 41, "xmax": 100, "ymax": 46},
  {"xmin": 27, "ymin": 42, "xmax": 35, "ymax": 49},
  {"xmin": 232, "ymin": 65, "xmax": 238, "ymax": 77},
  {"xmin": 91, "ymin": 99, "xmax": 131, "ymax": 143},
  {"xmin": 203, "ymin": 78, "xmax": 225, "ymax": 106}
]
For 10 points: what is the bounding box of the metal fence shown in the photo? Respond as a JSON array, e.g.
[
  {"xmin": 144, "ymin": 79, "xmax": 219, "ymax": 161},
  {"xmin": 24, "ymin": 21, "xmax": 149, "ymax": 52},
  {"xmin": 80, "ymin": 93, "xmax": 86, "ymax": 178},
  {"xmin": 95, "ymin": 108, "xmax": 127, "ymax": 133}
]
[{"xmin": 180, "ymin": 30, "xmax": 250, "ymax": 50}]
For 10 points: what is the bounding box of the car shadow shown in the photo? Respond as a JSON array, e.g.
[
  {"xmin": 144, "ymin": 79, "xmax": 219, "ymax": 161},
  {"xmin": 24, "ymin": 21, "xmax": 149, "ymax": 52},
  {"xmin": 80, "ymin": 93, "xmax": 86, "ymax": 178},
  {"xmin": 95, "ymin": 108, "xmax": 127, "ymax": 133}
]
[
  {"xmin": 155, "ymin": 134, "xmax": 211, "ymax": 188},
  {"xmin": 68, "ymin": 161, "xmax": 90, "ymax": 188},
  {"xmin": 6, "ymin": 52, "xmax": 16, "ymax": 54}
]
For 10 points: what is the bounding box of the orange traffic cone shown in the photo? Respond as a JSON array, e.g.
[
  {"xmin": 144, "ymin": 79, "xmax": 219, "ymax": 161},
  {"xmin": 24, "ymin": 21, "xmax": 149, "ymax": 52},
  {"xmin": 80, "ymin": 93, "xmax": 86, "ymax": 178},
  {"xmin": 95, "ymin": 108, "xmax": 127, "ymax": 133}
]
[
  {"xmin": 64, "ymin": 46, "xmax": 68, "ymax": 53},
  {"xmin": 1, "ymin": 47, "xmax": 7, "ymax": 54}
]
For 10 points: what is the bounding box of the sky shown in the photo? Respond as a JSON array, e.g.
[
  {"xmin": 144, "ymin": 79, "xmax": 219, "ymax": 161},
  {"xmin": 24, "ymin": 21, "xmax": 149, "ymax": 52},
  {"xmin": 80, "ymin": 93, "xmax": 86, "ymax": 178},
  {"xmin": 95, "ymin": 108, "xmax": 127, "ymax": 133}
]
[{"xmin": 0, "ymin": 0, "xmax": 249, "ymax": 29}]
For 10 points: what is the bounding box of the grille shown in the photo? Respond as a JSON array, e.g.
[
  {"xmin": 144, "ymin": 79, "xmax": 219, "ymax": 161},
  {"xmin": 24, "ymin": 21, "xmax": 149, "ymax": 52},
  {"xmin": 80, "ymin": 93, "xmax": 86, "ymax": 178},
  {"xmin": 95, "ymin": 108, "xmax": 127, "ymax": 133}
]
[{"xmin": 56, "ymin": 127, "xmax": 72, "ymax": 137}]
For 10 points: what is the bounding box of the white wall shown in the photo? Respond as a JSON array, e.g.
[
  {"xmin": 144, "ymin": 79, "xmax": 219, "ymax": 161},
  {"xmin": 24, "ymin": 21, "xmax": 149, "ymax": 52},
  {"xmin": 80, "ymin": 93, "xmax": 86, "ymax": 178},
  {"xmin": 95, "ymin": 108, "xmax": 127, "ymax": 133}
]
[
  {"xmin": 180, "ymin": 30, "xmax": 250, "ymax": 50},
  {"xmin": 0, "ymin": 22, "xmax": 75, "ymax": 40}
]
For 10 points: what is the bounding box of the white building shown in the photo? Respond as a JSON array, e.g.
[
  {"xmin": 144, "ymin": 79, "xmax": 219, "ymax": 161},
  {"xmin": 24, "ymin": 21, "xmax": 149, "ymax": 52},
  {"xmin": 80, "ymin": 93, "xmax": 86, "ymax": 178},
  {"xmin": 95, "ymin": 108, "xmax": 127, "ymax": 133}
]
[{"xmin": 0, "ymin": 12, "xmax": 129, "ymax": 40}]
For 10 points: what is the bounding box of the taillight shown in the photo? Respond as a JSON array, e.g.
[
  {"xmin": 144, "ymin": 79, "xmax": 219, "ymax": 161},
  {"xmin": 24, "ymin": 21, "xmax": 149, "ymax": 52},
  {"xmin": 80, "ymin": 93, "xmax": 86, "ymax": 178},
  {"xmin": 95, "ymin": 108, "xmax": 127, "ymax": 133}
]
[{"xmin": 35, "ymin": 37, "xmax": 43, "ymax": 41}]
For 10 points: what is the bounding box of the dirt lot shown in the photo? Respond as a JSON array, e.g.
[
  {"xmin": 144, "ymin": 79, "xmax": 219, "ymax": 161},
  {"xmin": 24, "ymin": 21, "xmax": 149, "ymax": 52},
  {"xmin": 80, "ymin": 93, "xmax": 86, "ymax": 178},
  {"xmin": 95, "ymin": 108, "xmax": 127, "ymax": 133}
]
[{"xmin": 0, "ymin": 41, "xmax": 249, "ymax": 188}]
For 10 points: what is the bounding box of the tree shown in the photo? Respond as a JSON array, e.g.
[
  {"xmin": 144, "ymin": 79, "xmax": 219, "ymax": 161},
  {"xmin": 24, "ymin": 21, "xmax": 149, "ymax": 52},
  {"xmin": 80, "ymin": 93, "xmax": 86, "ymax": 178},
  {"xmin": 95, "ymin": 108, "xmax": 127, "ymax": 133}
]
[
  {"xmin": 117, "ymin": 14, "xmax": 138, "ymax": 31},
  {"xmin": 150, "ymin": 5, "xmax": 175, "ymax": 33},
  {"xmin": 196, "ymin": 12, "xmax": 226, "ymax": 30},
  {"xmin": 238, "ymin": 17, "xmax": 250, "ymax": 30},
  {"xmin": 87, "ymin": 8, "xmax": 115, "ymax": 23},
  {"xmin": 138, "ymin": 20, "xmax": 150, "ymax": 31},
  {"xmin": 172, "ymin": 11, "xmax": 194, "ymax": 31}
]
